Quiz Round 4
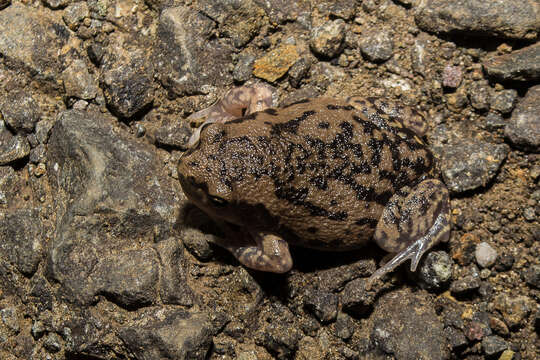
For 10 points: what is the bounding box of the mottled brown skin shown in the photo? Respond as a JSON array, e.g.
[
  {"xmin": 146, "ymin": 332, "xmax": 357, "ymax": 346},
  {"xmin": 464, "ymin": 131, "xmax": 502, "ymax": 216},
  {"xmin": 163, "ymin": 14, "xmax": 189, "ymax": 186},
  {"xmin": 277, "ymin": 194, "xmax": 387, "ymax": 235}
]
[{"xmin": 178, "ymin": 86, "xmax": 451, "ymax": 287}]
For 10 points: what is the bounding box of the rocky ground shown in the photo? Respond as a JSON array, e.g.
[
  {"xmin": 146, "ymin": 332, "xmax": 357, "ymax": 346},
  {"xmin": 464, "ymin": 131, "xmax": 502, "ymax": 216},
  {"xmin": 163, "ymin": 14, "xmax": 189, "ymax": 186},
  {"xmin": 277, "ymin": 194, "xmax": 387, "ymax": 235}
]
[{"xmin": 0, "ymin": 0, "xmax": 538, "ymax": 359}]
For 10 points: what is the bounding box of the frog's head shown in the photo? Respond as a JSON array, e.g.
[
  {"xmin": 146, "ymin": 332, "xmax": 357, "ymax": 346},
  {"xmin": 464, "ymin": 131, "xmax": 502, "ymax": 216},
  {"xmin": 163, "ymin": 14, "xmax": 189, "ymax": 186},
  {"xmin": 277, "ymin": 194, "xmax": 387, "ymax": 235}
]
[{"xmin": 178, "ymin": 123, "xmax": 237, "ymax": 223}]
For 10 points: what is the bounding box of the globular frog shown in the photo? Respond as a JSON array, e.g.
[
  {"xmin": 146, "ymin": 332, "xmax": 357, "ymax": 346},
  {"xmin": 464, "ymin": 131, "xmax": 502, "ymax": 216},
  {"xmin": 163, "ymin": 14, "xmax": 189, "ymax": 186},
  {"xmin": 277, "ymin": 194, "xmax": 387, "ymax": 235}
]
[{"xmin": 178, "ymin": 85, "xmax": 450, "ymax": 288}]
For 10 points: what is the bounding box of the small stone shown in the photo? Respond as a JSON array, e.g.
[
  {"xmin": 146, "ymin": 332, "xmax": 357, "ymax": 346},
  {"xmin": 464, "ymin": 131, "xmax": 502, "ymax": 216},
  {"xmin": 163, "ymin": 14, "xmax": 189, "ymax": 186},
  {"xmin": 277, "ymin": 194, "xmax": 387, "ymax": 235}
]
[
  {"xmin": 523, "ymin": 264, "xmax": 540, "ymax": 289},
  {"xmin": 0, "ymin": 133, "xmax": 31, "ymax": 165},
  {"xmin": 87, "ymin": 43, "xmax": 104, "ymax": 66},
  {"xmin": 154, "ymin": 123, "xmax": 191, "ymax": 150},
  {"xmin": 493, "ymin": 294, "xmax": 531, "ymax": 328},
  {"xmin": 450, "ymin": 275, "xmax": 480, "ymax": 295},
  {"xmin": 359, "ymin": 29, "xmax": 394, "ymax": 63},
  {"xmin": 418, "ymin": 251, "xmax": 453, "ymax": 289},
  {"xmin": 481, "ymin": 335, "xmax": 507, "ymax": 357},
  {"xmin": 490, "ymin": 89, "xmax": 517, "ymax": 114},
  {"xmin": 475, "ymin": 242, "xmax": 498, "ymax": 268},
  {"xmin": 499, "ymin": 350, "xmax": 515, "ymax": 360},
  {"xmin": 504, "ymin": 85, "xmax": 540, "ymax": 151},
  {"xmin": 0, "ymin": 0, "xmax": 10, "ymax": 11},
  {"xmin": 44, "ymin": 333, "xmax": 62, "ymax": 353},
  {"xmin": 469, "ymin": 82, "xmax": 491, "ymax": 111},
  {"xmin": 288, "ymin": 58, "xmax": 311, "ymax": 88},
  {"xmin": 483, "ymin": 42, "xmax": 540, "ymax": 82},
  {"xmin": 341, "ymin": 278, "xmax": 374, "ymax": 316},
  {"xmin": 443, "ymin": 326, "xmax": 468, "ymax": 350},
  {"xmin": 304, "ymin": 289, "xmax": 338, "ymax": 324},
  {"xmin": 1, "ymin": 307, "xmax": 19, "ymax": 333},
  {"xmin": 442, "ymin": 65, "xmax": 463, "ymax": 88},
  {"xmin": 180, "ymin": 227, "xmax": 214, "ymax": 261},
  {"xmin": 61, "ymin": 60, "xmax": 98, "ymax": 100},
  {"xmin": 233, "ymin": 54, "xmax": 256, "ymax": 83},
  {"xmin": 42, "ymin": 0, "xmax": 70, "ymax": 9},
  {"xmin": 523, "ymin": 207, "xmax": 536, "ymax": 221},
  {"xmin": 63, "ymin": 2, "xmax": 89, "ymax": 30},
  {"xmin": 310, "ymin": 19, "xmax": 346, "ymax": 58},
  {"xmin": 484, "ymin": 112, "xmax": 506, "ymax": 131},
  {"xmin": 135, "ymin": 124, "xmax": 146, "ymax": 137},
  {"xmin": 31, "ymin": 320, "xmax": 46, "ymax": 340},
  {"xmin": 446, "ymin": 87, "xmax": 468, "ymax": 111},
  {"xmin": 494, "ymin": 253, "xmax": 514, "ymax": 271},
  {"xmin": 439, "ymin": 141, "xmax": 509, "ymax": 193},
  {"xmin": 334, "ymin": 312, "xmax": 354, "ymax": 340},
  {"xmin": 253, "ymin": 44, "xmax": 300, "ymax": 82},
  {"xmin": 489, "ymin": 316, "xmax": 509, "ymax": 336},
  {"xmin": 0, "ymin": 91, "xmax": 41, "ymax": 134}
]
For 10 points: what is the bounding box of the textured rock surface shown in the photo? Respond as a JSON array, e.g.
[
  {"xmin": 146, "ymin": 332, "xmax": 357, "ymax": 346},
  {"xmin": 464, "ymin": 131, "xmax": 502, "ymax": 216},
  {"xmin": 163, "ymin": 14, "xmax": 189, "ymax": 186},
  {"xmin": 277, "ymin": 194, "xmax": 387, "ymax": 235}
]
[
  {"xmin": 505, "ymin": 85, "xmax": 540, "ymax": 151},
  {"xmin": 483, "ymin": 42, "xmax": 540, "ymax": 83}
]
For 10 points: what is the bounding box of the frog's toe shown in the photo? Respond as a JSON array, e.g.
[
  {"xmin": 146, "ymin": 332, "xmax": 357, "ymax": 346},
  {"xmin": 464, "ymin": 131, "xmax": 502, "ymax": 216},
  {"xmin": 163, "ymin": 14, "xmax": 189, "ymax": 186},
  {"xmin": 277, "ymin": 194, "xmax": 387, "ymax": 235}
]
[{"xmin": 368, "ymin": 179, "xmax": 450, "ymax": 288}]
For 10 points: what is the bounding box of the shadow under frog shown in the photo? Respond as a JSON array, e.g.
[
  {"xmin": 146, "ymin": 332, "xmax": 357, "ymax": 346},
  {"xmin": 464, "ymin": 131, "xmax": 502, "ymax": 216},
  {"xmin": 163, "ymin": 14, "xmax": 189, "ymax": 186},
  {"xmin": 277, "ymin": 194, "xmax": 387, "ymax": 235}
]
[{"xmin": 178, "ymin": 85, "xmax": 451, "ymax": 289}]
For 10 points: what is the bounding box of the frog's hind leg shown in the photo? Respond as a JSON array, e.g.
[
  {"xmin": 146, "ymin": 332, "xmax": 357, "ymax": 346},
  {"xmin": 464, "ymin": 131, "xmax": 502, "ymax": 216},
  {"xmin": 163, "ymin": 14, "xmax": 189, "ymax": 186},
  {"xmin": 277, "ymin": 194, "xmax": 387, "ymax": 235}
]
[
  {"xmin": 367, "ymin": 179, "xmax": 450, "ymax": 288},
  {"xmin": 186, "ymin": 85, "xmax": 274, "ymax": 147},
  {"xmin": 213, "ymin": 230, "xmax": 293, "ymax": 273}
]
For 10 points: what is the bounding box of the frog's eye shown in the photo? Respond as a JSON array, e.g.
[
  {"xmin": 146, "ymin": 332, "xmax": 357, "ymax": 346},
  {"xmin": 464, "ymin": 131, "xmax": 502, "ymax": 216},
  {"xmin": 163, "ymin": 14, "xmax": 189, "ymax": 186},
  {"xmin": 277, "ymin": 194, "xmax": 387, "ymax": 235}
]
[{"xmin": 208, "ymin": 195, "xmax": 228, "ymax": 207}]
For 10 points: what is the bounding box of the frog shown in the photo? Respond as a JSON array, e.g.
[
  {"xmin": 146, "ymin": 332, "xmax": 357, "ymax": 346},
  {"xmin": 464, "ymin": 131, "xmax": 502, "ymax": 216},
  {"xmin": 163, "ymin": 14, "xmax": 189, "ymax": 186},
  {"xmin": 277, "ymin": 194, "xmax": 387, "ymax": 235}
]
[{"xmin": 178, "ymin": 84, "xmax": 450, "ymax": 288}]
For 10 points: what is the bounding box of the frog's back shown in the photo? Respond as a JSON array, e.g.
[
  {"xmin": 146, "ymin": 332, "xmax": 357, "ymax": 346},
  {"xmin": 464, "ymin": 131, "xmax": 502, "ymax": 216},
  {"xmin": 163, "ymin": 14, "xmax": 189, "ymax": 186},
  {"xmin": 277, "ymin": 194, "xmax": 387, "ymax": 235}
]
[{"xmin": 200, "ymin": 98, "xmax": 435, "ymax": 250}]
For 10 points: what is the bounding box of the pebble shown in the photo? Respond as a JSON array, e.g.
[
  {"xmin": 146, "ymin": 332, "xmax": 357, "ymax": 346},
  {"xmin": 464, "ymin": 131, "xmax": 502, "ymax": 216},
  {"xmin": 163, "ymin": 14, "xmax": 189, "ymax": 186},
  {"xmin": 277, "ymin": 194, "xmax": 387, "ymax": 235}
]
[
  {"xmin": 253, "ymin": 44, "xmax": 299, "ymax": 82},
  {"xmin": 523, "ymin": 264, "xmax": 540, "ymax": 289},
  {"xmin": 417, "ymin": 251, "xmax": 453, "ymax": 289},
  {"xmin": 310, "ymin": 19, "xmax": 346, "ymax": 58},
  {"xmin": 340, "ymin": 278, "xmax": 374, "ymax": 317},
  {"xmin": 0, "ymin": 307, "xmax": 19, "ymax": 333},
  {"xmin": 469, "ymin": 82, "xmax": 491, "ymax": 111},
  {"xmin": 334, "ymin": 312, "xmax": 354, "ymax": 340},
  {"xmin": 0, "ymin": 90, "xmax": 41, "ymax": 134},
  {"xmin": 475, "ymin": 242, "xmax": 498, "ymax": 268},
  {"xmin": 359, "ymin": 29, "xmax": 394, "ymax": 63},
  {"xmin": 450, "ymin": 275, "xmax": 480, "ymax": 296},
  {"xmin": 505, "ymin": 85, "xmax": 540, "ymax": 151},
  {"xmin": 443, "ymin": 326, "xmax": 468, "ymax": 350},
  {"xmin": 481, "ymin": 335, "xmax": 508, "ymax": 356},
  {"xmin": 439, "ymin": 141, "xmax": 509, "ymax": 193},
  {"xmin": 483, "ymin": 42, "xmax": 540, "ymax": 82},
  {"xmin": 233, "ymin": 54, "xmax": 256, "ymax": 83},
  {"xmin": 442, "ymin": 65, "xmax": 463, "ymax": 88},
  {"xmin": 490, "ymin": 89, "xmax": 517, "ymax": 114},
  {"xmin": 304, "ymin": 289, "xmax": 339, "ymax": 324},
  {"xmin": 484, "ymin": 112, "xmax": 506, "ymax": 131},
  {"xmin": 61, "ymin": 59, "xmax": 98, "ymax": 100},
  {"xmin": 493, "ymin": 294, "xmax": 531, "ymax": 328}
]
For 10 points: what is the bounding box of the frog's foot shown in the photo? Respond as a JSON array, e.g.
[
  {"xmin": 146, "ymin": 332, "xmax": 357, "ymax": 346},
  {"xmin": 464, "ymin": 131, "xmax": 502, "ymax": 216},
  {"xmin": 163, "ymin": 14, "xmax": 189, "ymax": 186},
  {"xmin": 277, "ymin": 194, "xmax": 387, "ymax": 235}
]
[
  {"xmin": 213, "ymin": 231, "xmax": 293, "ymax": 273},
  {"xmin": 367, "ymin": 179, "xmax": 450, "ymax": 289},
  {"xmin": 345, "ymin": 96, "xmax": 428, "ymax": 137},
  {"xmin": 186, "ymin": 85, "xmax": 274, "ymax": 148}
]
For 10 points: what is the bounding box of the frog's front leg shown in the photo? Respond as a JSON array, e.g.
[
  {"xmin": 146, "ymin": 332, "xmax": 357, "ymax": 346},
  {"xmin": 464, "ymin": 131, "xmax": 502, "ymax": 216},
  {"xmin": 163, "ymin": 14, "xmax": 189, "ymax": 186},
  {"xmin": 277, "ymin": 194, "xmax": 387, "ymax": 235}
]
[
  {"xmin": 186, "ymin": 84, "xmax": 273, "ymax": 147},
  {"xmin": 213, "ymin": 230, "xmax": 293, "ymax": 273},
  {"xmin": 367, "ymin": 179, "xmax": 450, "ymax": 289}
]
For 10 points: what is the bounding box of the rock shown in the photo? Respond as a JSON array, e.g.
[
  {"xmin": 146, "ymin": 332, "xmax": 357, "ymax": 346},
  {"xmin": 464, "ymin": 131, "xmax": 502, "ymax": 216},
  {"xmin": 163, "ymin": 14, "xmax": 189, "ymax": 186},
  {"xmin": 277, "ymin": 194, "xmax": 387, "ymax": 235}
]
[
  {"xmin": 490, "ymin": 89, "xmax": 517, "ymax": 115},
  {"xmin": 417, "ymin": 251, "xmax": 453, "ymax": 289},
  {"xmin": 439, "ymin": 140, "xmax": 509, "ymax": 193},
  {"xmin": 334, "ymin": 312, "xmax": 355, "ymax": 340},
  {"xmin": 484, "ymin": 112, "xmax": 506, "ymax": 131},
  {"xmin": 233, "ymin": 54, "xmax": 256, "ymax": 83},
  {"xmin": 505, "ymin": 85, "xmax": 540, "ymax": 151},
  {"xmin": 198, "ymin": 0, "xmax": 264, "ymax": 48},
  {"xmin": 258, "ymin": 321, "xmax": 302, "ymax": 359},
  {"xmin": 62, "ymin": 1, "xmax": 89, "ymax": 30},
  {"xmin": 369, "ymin": 289, "xmax": 448, "ymax": 359},
  {"xmin": 288, "ymin": 58, "xmax": 311, "ymax": 88},
  {"xmin": 0, "ymin": 0, "xmax": 10, "ymax": 11},
  {"xmin": 253, "ymin": 0, "xmax": 309, "ymax": 25},
  {"xmin": 61, "ymin": 60, "xmax": 98, "ymax": 100},
  {"xmin": 304, "ymin": 289, "xmax": 338, "ymax": 324},
  {"xmin": 316, "ymin": 0, "xmax": 356, "ymax": 20},
  {"xmin": 481, "ymin": 335, "xmax": 508, "ymax": 357},
  {"xmin": 415, "ymin": 0, "xmax": 540, "ymax": 40},
  {"xmin": 0, "ymin": 208, "xmax": 44, "ymax": 276},
  {"xmin": 253, "ymin": 44, "xmax": 300, "ymax": 82},
  {"xmin": 310, "ymin": 19, "xmax": 346, "ymax": 59},
  {"xmin": 442, "ymin": 65, "xmax": 463, "ymax": 89},
  {"xmin": 341, "ymin": 278, "xmax": 375, "ymax": 317},
  {"xmin": 118, "ymin": 309, "xmax": 215, "ymax": 360},
  {"xmin": 43, "ymin": 333, "xmax": 62, "ymax": 353},
  {"xmin": 155, "ymin": 6, "xmax": 233, "ymax": 96},
  {"xmin": 0, "ymin": 91, "xmax": 41, "ymax": 134},
  {"xmin": 316, "ymin": 260, "xmax": 375, "ymax": 293},
  {"xmin": 475, "ymin": 242, "xmax": 498, "ymax": 268},
  {"xmin": 101, "ymin": 35, "xmax": 154, "ymax": 119},
  {"xmin": 0, "ymin": 3, "xmax": 72, "ymax": 82},
  {"xmin": 0, "ymin": 127, "xmax": 30, "ymax": 166},
  {"xmin": 499, "ymin": 350, "xmax": 515, "ymax": 360},
  {"xmin": 523, "ymin": 264, "xmax": 540, "ymax": 289},
  {"xmin": 92, "ymin": 249, "xmax": 159, "ymax": 308},
  {"xmin": 180, "ymin": 227, "xmax": 214, "ymax": 261},
  {"xmin": 450, "ymin": 275, "xmax": 480, "ymax": 295},
  {"xmin": 359, "ymin": 29, "xmax": 394, "ymax": 63},
  {"xmin": 42, "ymin": 0, "xmax": 70, "ymax": 9},
  {"xmin": 47, "ymin": 109, "xmax": 183, "ymax": 306},
  {"xmin": 483, "ymin": 42, "xmax": 540, "ymax": 82},
  {"xmin": 493, "ymin": 294, "xmax": 531, "ymax": 328},
  {"xmin": 443, "ymin": 327, "xmax": 467, "ymax": 350},
  {"xmin": 154, "ymin": 123, "xmax": 191, "ymax": 150},
  {"xmin": 469, "ymin": 82, "xmax": 491, "ymax": 111},
  {"xmin": 0, "ymin": 307, "xmax": 20, "ymax": 333},
  {"xmin": 155, "ymin": 238, "xmax": 194, "ymax": 306},
  {"xmin": 0, "ymin": 166, "xmax": 18, "ymax": 206}
]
